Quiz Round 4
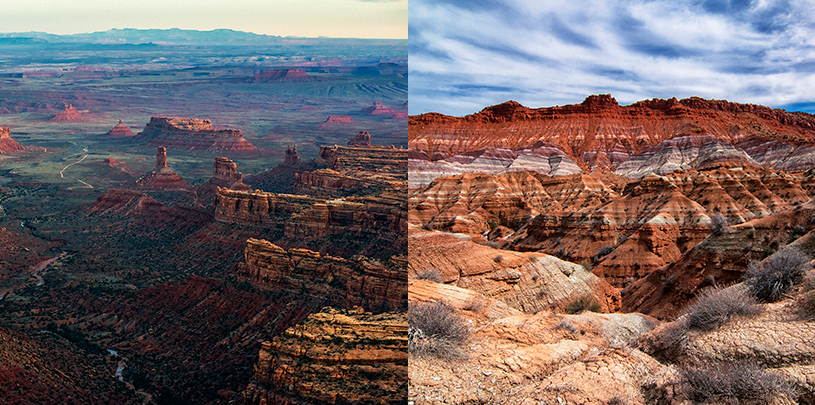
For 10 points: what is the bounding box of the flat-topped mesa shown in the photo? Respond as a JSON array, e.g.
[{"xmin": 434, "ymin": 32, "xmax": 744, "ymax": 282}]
[
  {"xmin": 106, "ymin": 119, "xmax": 135, "ymax": 136},
  {"xmin": 137, "ymin": 117, "xmax": 257, "ymax": 151},
  {"xmin": 319, "ymin": 143, "xmax": 408, "ymax": 173},
  {"xmin": 238, "ymin": 307, "xmax": 407, "ymax": 404},
  {"xmin": 0, "ymin": 126, "xmax": 28, "ymax": 154},
  {"xmin": 317, "ymin": 115, "xmax": 354, "ymax": 129},
  {"xmin": 282, "ymin": 145, "xmax": 302, "ymax": 166},
  {"xmin": 134, "ymin": 147, "xmax": 194, "ymax": 191},
  {"xmin": 246, "ymin": 68, "xmax": 319, "ymax": 83},
  {"xmin": 361, "ymin": 101, "xmax": 396, "ymax": 115},
  {"xmin": 347, "ymin": 130, "xmax": 371, "ymax": 147},
  {"xmin": 233, "ymin": 238, "xmax": 407, "ymax": 311},
  {"xmin": 49, "ymin": 104, "xmax": 82, "ymax": 122}
]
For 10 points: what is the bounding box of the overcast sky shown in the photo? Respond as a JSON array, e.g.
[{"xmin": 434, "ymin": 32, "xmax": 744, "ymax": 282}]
[
  {"xmin": 409, "ymin": 0, "xmax": 815, "ymax": 116},
  {"xmin": 0, "ymin": 0, "xmax": 407, "ymax": 39}
]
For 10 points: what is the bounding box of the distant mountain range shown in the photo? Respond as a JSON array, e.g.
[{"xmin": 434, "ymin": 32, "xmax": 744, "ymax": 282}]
[{"xmin": 0, "ymin": 28, "xmax": 405, "ymax": 45}]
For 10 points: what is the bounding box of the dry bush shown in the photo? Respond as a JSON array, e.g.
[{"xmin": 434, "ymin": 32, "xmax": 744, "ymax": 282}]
[
  {"xmin": 564, "ymin": 295, "xmax": 601, "ymax": 314},
  {"xmin": 709, "ymin": 212, "xmax": 728, "ymax": 235},
  {"xmin": 745, "ymin": 246, "xmax": 810, "ymax": 302},
  {"xmin": 462, "ymin": 295, "xmax": 485, "ymax": 314},
  {"xmin": 683, "ymin": 286, "xmax": 760, "ymax": 331},
  {"xmin": 413, "ymin": 268, "xmax": 443, "ymax": 283},
  {"xmin": 798, "ymin": 290, "xmax": 815, "ymax": 320},
  {"xmin": 682, "ymin": 361, "xmax": 796, "ymax": 403},
  {"xmin": 408, "ymin": 301, "xmax": 470, "ymax": 360}
]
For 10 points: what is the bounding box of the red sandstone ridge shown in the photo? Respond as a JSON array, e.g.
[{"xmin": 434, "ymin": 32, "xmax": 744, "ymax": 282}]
[
  {"xmin": 317, "ymin": 115, "xmax": 354, "ymax": 129},
  {"xmin": 136, "ymin": 117, "xmax": 257, "ymax": 151},
  {"xmin": 134, "ymin": 147, "xmax": 195, "ymax": 191},
  {"xmin": 0, "ymin": 126, "xmax": 26, "ymax": 154},
  {"xmin": 409, "ymin": 95, "xmax": 815, "ymax": 170},
  {"xmin": 246, "ymin": 69, "xmax": 319, "ymax": 83},
  {"xmin": 49, "ymin": 104, "xmax": 83, "ymax": 122},
  {"xmin": 106, "ymin": 119, "xmax": 135, "ymax": 136},
  {"xmin": 362, "ymin": 101, "xmax": 396, "ymax": 115}
]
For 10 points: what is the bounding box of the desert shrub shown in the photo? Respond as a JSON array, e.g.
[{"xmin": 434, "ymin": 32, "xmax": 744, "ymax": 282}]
[
  {"xmin": 597, "ymin": 246, "xmax": 615, "ymax": 258},
  {"xmin": 790, "ymin": 225, "xmax": 807, "ymax": 242},
  {"xmin": 661, "ymin": 275, "xmax": 676, "ymax": 293},
  {"xmin": 682, "ymin": 361, "xmax": 795, "ymax": 403},
  {"xmin": 744, "ymin": 246, "xmax": 810, "ymax": 302},
  {"xmin": 805, "ymin": 271, "xmax": 815, "ymax": 292},
  {"xmin": 607, "ymin": 397, "xmax": 625, "ymax": 405},
  {"xmin": 709, "ymin": 212, "xmax": 728, "ymax": 235},
  {"xmin": 408, "ymin": 301, "xmax": 470, "ymax": 359},
  {"xmin": 462, "ymin": 295, "xmax": 485, "ymax": 314},
  {"xmin": 580, "ymin": 260, "xmax": 592, "ymax": 271},
  {"xmin": 683, "ymin": 286, "xmax": 760, "ymax": 331},
  {"xmin": 618, "ymin": 234, "xmax": 628, "ymax": 245},
  {"xmin": 413, "ymin": 268, "xmax": 443, "ymax": 283},
  {"xmin": 564, "ymin": 295, "xmax": 601, "ymax": 314},
  {"xmin": 493, "ymin": 255, "xmax": 503, "ymax": 263}
]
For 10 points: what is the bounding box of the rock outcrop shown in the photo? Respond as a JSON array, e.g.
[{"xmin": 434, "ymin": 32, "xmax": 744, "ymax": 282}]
[
  {"xmin": 105, "ymin": 119, "xmax": 135, "ymax": 136},
  {"xmin": 408, "ymin": 280, "xmax": 667, "ymax": 405},
  {"xmin": 236, "ymin": 307, "xmax": 406, "ymax": 404},
  {"xmin": 85, "ymin": 189, "xmax": 164, "ymax": 216},
  {"xmin": 137, "ymin": 117, "xmax": 257, "ymax": 151},
  {"xmin": 409, "ymin": 95, "xmax": 815, "ymax": 171},
  {"xmin": 233, "ymin": 239, "xmax": 406, "ymax": 311},
  {"xmin": 49, "ymin": 104, "xmax": 82, "ymax": 122},
  {"xmin": 409, "ymin": 230, "xmax": 620, "ymax": 313},
  {"xmin": 134, "ymin": 147, "xmax": 195, "ymax": 191},
  {"xmin": 197, "ymin": 157, "xmax": 250, "ymax": 205},
  {"xmin": 347, "ymin": 130, "xmax": 371, "ymax": 147},
  {"xmin": 361, "ymin": 101, "xmax": 395, "ymax": 115},
  {"xmin": 283, "ymin": 145, "xmax": 302, "ymax": 166},
  {"xmin": 0, "ymin": 126, "xmax": 26, "ymax": 154},
  {"xmin": 246, "ymin": 69, "xmax": 319, "ymax": 83}
]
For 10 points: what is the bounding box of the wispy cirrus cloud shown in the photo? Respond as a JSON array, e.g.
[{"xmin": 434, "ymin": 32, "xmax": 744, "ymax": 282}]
[{"xmin": 409, "ymin": 0, "xmax": 815, "ymax": 116}]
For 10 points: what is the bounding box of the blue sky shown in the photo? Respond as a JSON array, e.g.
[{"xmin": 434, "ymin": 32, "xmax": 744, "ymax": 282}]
[
  {"xmin": 409, "ymin": 0, "xmax": 815, "ymax": 115},
  {"xmin": 0, "ymin": 0, "xmax": 407, "ymax": 39}
]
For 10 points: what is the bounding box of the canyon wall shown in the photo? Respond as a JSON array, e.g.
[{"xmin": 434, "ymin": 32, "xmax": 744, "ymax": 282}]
[
  {"xmin": 234, "ymin": 239, "xmax": 406, "ymax": 311},
  {"xmin": 236, "ymin": 307, "xmax": 407, "ymax": 404}
]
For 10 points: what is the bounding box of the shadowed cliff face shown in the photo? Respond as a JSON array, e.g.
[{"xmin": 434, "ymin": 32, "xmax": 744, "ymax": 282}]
[{"xmin": 409, "ymin": 95, "xmax": 815, "ymax": 171}]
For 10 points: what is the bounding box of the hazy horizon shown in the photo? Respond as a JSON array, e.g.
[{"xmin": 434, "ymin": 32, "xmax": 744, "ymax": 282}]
[{"xmin": 0, "ymin": 0, "xmax": 407, "ymax": 39}]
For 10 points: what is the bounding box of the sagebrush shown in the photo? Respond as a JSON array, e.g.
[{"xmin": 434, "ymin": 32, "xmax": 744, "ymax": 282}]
[
  {"xmin": 683, "ymin": 286, "xmax": 760, "ymax": 331},
  {"xmin": 564, "ymin": 295, "xmax": 601, "ymax": 314},
  {"xmin": 744, "ymin": 246, "xmax": 809, "ymax": 302},
  {"xmin": 682, "ymin": 361, "xmax": 795, "ymax": 403},
  {"xmin": 408, "ymin": 301, "xmax": 470, "ymax": 359}
]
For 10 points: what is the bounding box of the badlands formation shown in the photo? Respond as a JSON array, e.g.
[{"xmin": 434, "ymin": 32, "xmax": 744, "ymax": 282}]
[{"xmin": 408, "ymin": 95, "xmax": 815, "ymax": 404}]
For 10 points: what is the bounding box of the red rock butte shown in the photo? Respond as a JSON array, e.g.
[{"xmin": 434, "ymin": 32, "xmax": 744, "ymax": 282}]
[
  {"xmin": 106, "ymin": 119, "xmax": 135, "ymax": 136},
  {"xmin": 0, "ymin": 126, "xmax": 26, "ymax": 154},
  {"xmin": 347, "ymin": 131, "xmax": 372, "ymax": 147},
  {"xmin": 137, "ymin": 117, "xmax": 257, "ymax": 152},
  {"xmin": 362, "ymin": 102, "xmax": 396, "ymax": 115},
  {"xmin": 317, "ymin": 115, "xmax": 354, "ymax": 129},
  {"xmin": 409, "ymin": 94, "xmax": 815, "ymax": 168},
  {"xmin": 49, "ymin": 104, "xmax": 82, "ymax": 122},
  {"xmin": 246, "ymin": 68, "xmax": 317, "ymax": 83},
  {"xmin": 133, "ymin": 147, "xmax": 195, "ymax": 190}
]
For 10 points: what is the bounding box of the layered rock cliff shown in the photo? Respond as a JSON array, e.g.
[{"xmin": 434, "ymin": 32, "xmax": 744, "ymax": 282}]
[
  {"xmin": 233, "ymin": 239, "xmax": 406, "ymax": 311},
  {"xmin": 317, "ymin": 115, "xmax": 353, "ymax": 129},
  {"xmin": 409, "ymin": 95, "xmax": 815, "ymax": 171},
  {"xmin": 247, "ymin": 69, "xmax": 320, "ymax": 83},
  {"xmin": 236, "ymin": 307, "xmax": 407, "ymax": 404},
  {"xmin": 137, "ymin": 117, "xmax": 257, "ymax": 151}
]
